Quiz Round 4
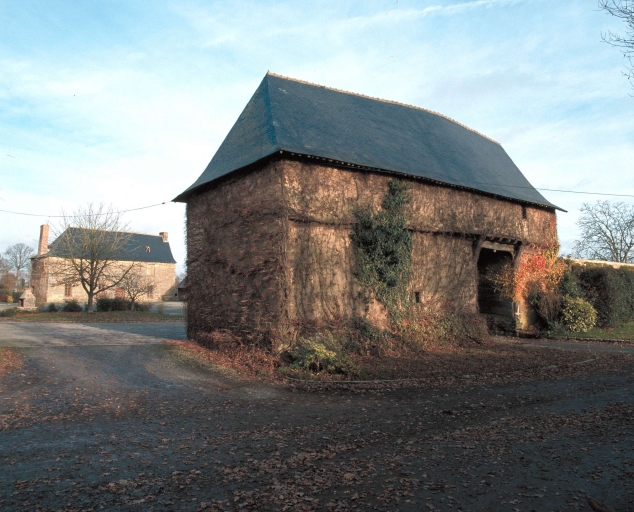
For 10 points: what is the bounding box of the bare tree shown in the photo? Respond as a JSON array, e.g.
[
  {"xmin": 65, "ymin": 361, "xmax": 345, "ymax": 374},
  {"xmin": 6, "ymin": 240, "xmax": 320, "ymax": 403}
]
[
  {"xmin": 0, "ymin": 257, "xmax": 16, "ymax": 291},
  {"xmin": 50, "ymin": 203, "xmax": 138, "ymax": 311},
  {"xmin": 4, "ymin": 243, "xmax": 35, "ymax": 288},
  {"xmin": 600, "ymin": 0, "xmax": 634, "ymax": 87},
  {"xmin": 0, "ymin": 256, "xmax": 9, "ymax": 278},
  {"xmin": 119, "ymin": 266, "xmax": 152, "ymax": 310},
  {"xmin": 572, "ymin": 200, "xmax": 634, "ymax": 262}
]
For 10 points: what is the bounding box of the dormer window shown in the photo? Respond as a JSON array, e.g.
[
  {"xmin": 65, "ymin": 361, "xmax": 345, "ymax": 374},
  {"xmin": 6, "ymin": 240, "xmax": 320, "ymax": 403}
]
[{"xmin": 146, "ymin": 246, "xmax": 151, "ymax": 253}]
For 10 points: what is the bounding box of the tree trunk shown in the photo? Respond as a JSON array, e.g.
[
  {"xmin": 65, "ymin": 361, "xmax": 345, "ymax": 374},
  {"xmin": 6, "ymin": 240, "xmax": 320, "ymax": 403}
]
[{"xmin": 87, "ymin": 292, "xmax": 95, "ymax": 313}]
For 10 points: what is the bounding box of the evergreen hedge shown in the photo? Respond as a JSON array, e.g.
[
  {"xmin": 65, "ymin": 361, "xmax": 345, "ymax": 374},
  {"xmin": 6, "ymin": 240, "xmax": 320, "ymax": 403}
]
[{"xmin": 571, "ymin": 264, "xmax": 634, "ymax": 328}]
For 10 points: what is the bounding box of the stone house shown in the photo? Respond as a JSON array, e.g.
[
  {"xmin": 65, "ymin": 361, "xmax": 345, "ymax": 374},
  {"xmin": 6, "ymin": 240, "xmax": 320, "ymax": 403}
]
[
  {"xmin": 31, "ymin": 224, "xmax": 177, "ymax": 305},
  {"xmin": 175, "ymin": 73, "xmax": 562, "ymax": 341}
]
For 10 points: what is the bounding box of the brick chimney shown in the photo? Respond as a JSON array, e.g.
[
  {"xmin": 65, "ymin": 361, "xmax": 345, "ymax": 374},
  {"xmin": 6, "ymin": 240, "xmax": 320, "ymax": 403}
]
[
  {"xmin": 38, "ymin": 224, "xmax": 50, "ymax": 255},
  {"xmin": 159, "ymin": 232, "xmax": 168, "ymax": 242}
]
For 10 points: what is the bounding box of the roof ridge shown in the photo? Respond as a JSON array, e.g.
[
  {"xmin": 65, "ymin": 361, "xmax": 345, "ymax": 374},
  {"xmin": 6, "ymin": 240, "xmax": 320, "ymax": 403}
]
[
  {"xmin": 67, "ymin": 227, "xmax": 165, "ymax": 238},
  {"xmin": 266, "ymin": 72, "xmax": 501, "ymax": 146}
]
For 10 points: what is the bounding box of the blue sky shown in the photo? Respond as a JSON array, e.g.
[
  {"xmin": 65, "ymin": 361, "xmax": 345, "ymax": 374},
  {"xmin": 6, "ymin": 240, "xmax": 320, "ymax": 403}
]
[{"xmin": 1, "ymin": 0, "xmax": 633, "ymax": 272}]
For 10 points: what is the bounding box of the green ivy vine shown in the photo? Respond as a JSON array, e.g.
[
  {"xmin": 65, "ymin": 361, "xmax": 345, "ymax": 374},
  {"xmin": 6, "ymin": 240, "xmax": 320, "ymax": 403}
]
[{"xmin": 350, "ymin": 179, "xmax": 413, "ymax": 320}]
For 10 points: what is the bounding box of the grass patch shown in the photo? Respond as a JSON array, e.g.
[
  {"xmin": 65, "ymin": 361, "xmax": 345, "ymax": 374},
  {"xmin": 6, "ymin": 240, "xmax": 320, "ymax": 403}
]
[
  {"xmin": 554, "ymin": 321, "xmax": 634, "ymax": 341},
  {"xmin": 0, "ymin": 310, "xmax": 182, "ymax": 323}
]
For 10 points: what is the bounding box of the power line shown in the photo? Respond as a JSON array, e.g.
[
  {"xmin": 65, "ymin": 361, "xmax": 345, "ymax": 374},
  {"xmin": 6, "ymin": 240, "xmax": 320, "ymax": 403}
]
[
  {"xmin": 0, "ymin": 202, "xmax": 169, "ymax": 218},
  {"xmin": 0, "ymin": 183, "xmax": 633, "ymax": 219},
  {"xmin": 528, "ymin": 187, "xmax": 634, "ymax": 198}
]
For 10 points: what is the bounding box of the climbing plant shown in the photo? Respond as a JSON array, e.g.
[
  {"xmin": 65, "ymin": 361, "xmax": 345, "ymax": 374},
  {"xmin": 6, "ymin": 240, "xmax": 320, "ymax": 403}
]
[
  {"xmin": 487, "ymin": 246, "xmax": 565, "ymax": 303},
  {"xmin": 350, "ymin": 179, "xmax": 413, "ymax": 320}
]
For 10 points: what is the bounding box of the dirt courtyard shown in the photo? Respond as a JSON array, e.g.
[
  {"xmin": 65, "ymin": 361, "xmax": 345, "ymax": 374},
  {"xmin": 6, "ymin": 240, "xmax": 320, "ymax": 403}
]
[{"xmin": 1, "ymin": 322, "xmax": 633, "ymax": 511}]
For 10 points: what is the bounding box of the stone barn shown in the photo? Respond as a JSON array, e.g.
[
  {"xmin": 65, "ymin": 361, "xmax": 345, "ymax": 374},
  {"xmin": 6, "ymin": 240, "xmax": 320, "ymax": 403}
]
[{"xmin": 175, "ymin": 73, "xmax": 562, "ymax": 343}]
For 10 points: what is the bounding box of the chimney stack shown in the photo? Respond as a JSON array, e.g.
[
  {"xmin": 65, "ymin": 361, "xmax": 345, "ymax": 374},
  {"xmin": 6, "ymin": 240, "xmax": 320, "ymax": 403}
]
[
  {"xmin": 38, "ymin": 225, "xmax": 49, "ymax": 255},
  {"xmin": 159, "ymin": 232, "xmax": 168, "ymax": 242}
]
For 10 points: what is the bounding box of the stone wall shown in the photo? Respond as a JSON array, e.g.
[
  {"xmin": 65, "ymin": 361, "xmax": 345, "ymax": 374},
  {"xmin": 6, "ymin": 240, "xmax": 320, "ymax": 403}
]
[
  {"xmin": 281, "ymin": 160, "xmax": 556, "ymax": 246},
  {"xmin": 185, "ymin": 157, "xmax": 559, "ymax": 342},
  {"xmin": 185, "ymin": 162, "xmax": 287, "ymax": 339},
  {"xmin": 280, "ymin": 160, "xmax": 557, "ymax": 331}
]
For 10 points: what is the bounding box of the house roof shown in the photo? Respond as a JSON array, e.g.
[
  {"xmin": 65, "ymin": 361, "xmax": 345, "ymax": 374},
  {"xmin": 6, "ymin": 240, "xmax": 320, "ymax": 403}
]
[
  {"xmin": 46, "ymin": 228, "xmax": 176, "ymax": 264},
  {"xmin": 174, "ymin": 72, "xmax": 560, "ymax": 210}
]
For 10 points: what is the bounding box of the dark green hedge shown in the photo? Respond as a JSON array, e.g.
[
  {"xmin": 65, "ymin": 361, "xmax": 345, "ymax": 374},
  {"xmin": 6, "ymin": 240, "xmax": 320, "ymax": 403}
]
[
  {"xmin": 96, "ymin": 298, "xmax": 132, "ymax": 311},
  {"xmin": 570, "ymin": 264, "xmax": 634, "ymax": 328},
  {"xmin": 95, "ymin": 298, "xmax": 151, "ymax": 312}
]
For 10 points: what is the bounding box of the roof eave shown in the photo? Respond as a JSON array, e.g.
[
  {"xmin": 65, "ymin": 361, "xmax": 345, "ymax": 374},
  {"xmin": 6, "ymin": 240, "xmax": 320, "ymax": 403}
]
[{"xmin": 173, "ymin": 151, "xmax": 564, "ymax": 212}]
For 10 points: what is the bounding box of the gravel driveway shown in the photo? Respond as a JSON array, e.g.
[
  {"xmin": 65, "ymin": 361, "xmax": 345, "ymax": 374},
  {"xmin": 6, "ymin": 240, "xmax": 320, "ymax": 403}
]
[
  {"xmin": 0, "ymin": 322, "xmax": 186, "ymax": 348},
  {"xmin": 1, "ymin": 323, "xmax": 633, "ymax": 511}
]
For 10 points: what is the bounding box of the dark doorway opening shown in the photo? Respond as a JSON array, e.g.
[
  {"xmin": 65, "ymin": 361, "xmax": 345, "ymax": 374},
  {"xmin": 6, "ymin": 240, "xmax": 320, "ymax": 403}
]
[{"xmin": 477, "ymin": 248, "xmax": 514, "ymax": 317}]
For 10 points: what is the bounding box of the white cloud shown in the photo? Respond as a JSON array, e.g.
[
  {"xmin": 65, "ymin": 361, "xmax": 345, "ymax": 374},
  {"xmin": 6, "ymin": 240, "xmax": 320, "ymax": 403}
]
[{"xmin": 1, "ymin": 0, "xmax": 633, "ymax": 268}]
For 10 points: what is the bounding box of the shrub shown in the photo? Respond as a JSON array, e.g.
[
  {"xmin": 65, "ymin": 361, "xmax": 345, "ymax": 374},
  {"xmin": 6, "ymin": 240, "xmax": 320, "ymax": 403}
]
[
  {"xmin": 292, "ymin": 338, "xmax": 337, "ymax": 371},
  {"xmin": 289, "ymin": 333, "xmax": 360, "ymax": 377},
  {"xmin": 46, "ymin": 303, "xmax": 59, "ymax": 313},
  {"xmin": 134, "ymin": 302, "xmax": 151, "ymax": 312},
  {"xmin": 62, "ymin": 299, "xmax": 83, "ymax": 312},
  {"xmin": 561, "ymin": 296, "xmax": 597, "ymax": 332},
  {"xmin": 0, "ymin": 308, "xmax": 18, "ymax": 318},
  {"xmin": 96, "ymin": 298, "xmax": 131, "ymax": 312},
  {"xmin": 575, "ymin": 266, "xmax": 633, "ymax": 328}
]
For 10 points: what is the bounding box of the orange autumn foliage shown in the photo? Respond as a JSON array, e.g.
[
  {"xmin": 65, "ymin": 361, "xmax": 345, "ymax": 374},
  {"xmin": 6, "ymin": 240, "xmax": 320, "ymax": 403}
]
[{"xmin": 488, "ymin": 248, "xmax": 565, "ymax": 302}]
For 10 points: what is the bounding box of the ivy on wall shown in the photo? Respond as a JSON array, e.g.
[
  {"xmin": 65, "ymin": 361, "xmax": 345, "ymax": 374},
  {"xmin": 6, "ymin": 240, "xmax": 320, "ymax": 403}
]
[{"xmin": 350, "ymin": 179, "xmax": 413, "ymax": 320}]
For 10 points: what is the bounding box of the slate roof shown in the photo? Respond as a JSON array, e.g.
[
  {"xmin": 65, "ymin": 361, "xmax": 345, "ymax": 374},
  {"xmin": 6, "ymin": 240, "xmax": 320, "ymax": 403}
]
[
  {"xmin": 174, "ymin": 72, "xmax": 560, "ymax": 210},
  {"xmin": 47, "ymin": 228, "xmax": 176, "ymax": 264}
]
